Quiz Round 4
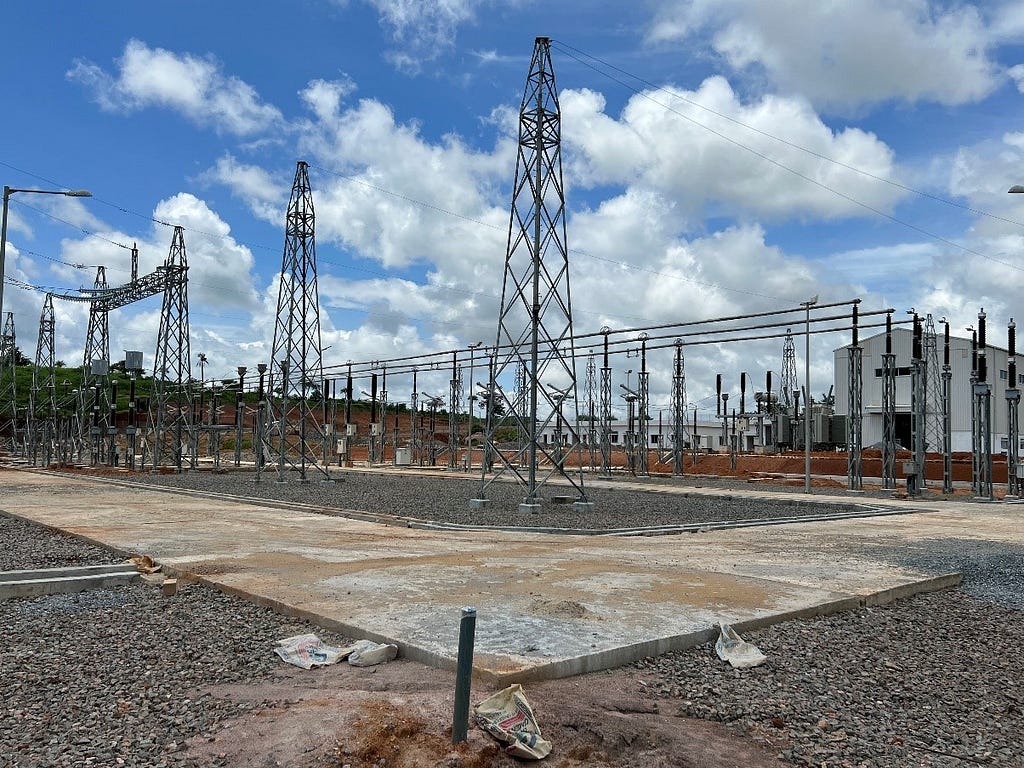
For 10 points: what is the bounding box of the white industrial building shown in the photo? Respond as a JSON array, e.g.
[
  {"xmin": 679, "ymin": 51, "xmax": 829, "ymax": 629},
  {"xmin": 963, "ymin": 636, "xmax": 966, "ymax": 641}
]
[{"xmin": 833, "ymin": 327, "xmax": 1021, "ymax": 454}]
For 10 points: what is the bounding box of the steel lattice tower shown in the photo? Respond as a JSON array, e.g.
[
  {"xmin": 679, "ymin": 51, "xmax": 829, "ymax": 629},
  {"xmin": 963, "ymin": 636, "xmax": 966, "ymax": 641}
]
[
  {"xmin": 781, "ymin": 329, "xmax": 797, "ymax": 409},
  {"xmin": 29, "ymin": 294, "xmax": 57, "ymax": 465},
  {"xmin": 0, "ymin": 311, "xmax": 18, "ymax": 450},
  {"xmin": 267, "ymin": 161, "xmax": 330, "ymax": 482},
  {"xmin": 671, "ymin": 340, "xmax": 688, "ymax": 476},
  {"xmin": 80, "ymin": 266, "xmax": 111, "ymax": 461},
  {"xmin": 584, "ymin": 350, "xmax": 597, "ymax": 469},
  {"xmin": 146, "ymin": 226, "xmax": 194, "ymax": 472},
  {"xmin": 475, "ymin": 37, "xmax": 590, "ymax": 512}
]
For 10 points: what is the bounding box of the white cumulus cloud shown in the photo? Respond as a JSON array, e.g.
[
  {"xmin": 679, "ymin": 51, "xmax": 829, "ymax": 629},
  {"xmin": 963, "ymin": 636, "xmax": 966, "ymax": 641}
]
[{"xmin": 67, "ymin": 39, "xmax": 284, "ymax": 135}]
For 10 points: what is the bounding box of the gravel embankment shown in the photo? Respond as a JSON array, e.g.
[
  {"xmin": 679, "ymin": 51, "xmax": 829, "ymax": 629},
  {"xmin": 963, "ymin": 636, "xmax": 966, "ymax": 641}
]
[
  {"xmin": 110, "ymin": 467, "xmax": 865, "ymax": 529},
  {"xmin": 0, "ymin": 514, "xmax": 352, "ymax": 768}
]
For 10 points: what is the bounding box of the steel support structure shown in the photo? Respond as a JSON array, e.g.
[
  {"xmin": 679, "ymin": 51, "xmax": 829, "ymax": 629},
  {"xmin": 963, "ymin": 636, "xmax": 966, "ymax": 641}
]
[
  {"xmin": 584, "ymin": 350, "xmax": 597, "ymax": 470},
  {"xmin": 598, "ymin": 330, "xmax": 612, "ymax": 477},
  {"xmin": 448, "ymin": 354, "xmax": 461, "ymax": 469},
  {"xmin": 80, "ymin": 266, "xmax": 111, "ymax": 463},
  {"xmin": 847, "ymin": 345, "xmax": 863, "ymax": 490},
  {"xmin": 910, "ymin": 313, "xmax": 925, "ymax": 494},
  {"xmin": 28, "ymin": 294, "xmax": 57, "ymax": 466},
  {"xmin": 941, "ymin": 320, "xmax": 953, "ymax": 494},
  {"xmin": 475, "ymin": 37, "xmax": 590, "ymax": 512},
  {"xmin": 923, "ymin": 313, "xmax": 943, "ymax": 458},
  {"xmin": 671, "ymin": 340, "xmax": 687, "ymax": 476},
  {"xmin": 781, "ymin": 328, "xmax": 797, "ymax": 411},
  {"xmin": 636, "ymin": 335, "xmax": 649, "ymax": 477},
  {"xmin": 973, "ymin": 310, "xmax": 993, "ymax": 500},
  {"xmin": 0, "ymin": 311, "xmax": 18, "ymax": 452},
  {"xmin": 146, "ymin": 226, "xmax": 194, "ymax": 472},
  {"xmin": 267, "ymin": 161, "xmax": 330, "ymax": 483},
  {"xmin": 881, "ymin": 315, "xmax": 897, "ymax": 489},
  {"xmin": 1006, "ymin": 320, "xmax": 1019, "ymax": 497}
]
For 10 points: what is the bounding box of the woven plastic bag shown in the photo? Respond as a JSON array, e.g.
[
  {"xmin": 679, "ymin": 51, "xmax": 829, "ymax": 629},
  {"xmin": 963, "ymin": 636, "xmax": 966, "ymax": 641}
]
[{"xmin": 474, "ymin": 684, "xmax": 552, "ymax": 760}]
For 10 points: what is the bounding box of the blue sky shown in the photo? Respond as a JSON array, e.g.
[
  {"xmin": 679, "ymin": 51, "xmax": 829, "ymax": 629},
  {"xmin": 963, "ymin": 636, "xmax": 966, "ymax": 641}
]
[{"xmin": 3, "ymin": 0, "xmax": 1024, "ymax": 414}]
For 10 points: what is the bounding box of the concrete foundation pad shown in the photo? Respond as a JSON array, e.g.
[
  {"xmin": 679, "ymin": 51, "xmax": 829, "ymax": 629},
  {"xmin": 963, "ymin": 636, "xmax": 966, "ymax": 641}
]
[{"xmin": 0, "ymin": 470, "xmax": 1013, "ymax": 683}]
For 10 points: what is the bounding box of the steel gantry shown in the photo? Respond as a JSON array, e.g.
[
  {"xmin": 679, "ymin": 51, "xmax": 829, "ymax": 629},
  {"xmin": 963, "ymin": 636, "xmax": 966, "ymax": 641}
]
[
  {"xmin": 267, "ymin": 161, "xmax": 331, "ymax": 483},
  {"xmin": 474, "ymin": 37, "xmax": 591, "ymax": 513}
]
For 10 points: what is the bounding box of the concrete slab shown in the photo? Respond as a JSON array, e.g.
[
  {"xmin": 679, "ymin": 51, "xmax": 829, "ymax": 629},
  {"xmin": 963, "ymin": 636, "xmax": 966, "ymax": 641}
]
[{"xmin": 1, "ymin": 470, "xmax": 1014, "ymax": 683}]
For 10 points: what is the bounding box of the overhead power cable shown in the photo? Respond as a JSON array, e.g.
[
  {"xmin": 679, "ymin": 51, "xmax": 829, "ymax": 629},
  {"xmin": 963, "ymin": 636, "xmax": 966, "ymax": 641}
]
[
  {"xmin": 551, "ymin": 40, "xmax": 1024, "ymax": 230},
  {"xmin": 549, "ymin": 41, "xmax": 1024, "ymax": 274}
]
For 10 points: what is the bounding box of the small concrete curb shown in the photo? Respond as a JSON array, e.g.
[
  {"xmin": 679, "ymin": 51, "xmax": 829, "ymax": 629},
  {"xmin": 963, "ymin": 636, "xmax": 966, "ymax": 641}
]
[{"xmin": 0, "ymin": 564, "xmax": 141, "ymax": 600}]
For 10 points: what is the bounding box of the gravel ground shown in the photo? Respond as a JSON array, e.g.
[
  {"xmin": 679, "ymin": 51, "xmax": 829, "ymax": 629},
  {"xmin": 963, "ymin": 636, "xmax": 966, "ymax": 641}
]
[
  {"xmin": 0, "ymin": 514, "xmax": 352, "ymax": 768},
  {"xmin": 636, "ymin": 590, "xmax": 1023, "ymax": 767},
  {"xmin": 104, "ymin": 467, "xmax": 866, "ymax": 529},
  {"xmin": 3, "ymin": 471, "xmax": 1021, "ymax": 767}
]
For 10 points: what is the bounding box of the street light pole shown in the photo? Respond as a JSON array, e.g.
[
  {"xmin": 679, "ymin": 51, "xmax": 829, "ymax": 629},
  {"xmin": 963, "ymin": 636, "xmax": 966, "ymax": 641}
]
[
  {"xmin": 801, "ymin": 296, "xmax": 818, "ymax": 493},
  {"xmin": 1, "ymin": 185, "xmax": 92, "ymax": 322}
]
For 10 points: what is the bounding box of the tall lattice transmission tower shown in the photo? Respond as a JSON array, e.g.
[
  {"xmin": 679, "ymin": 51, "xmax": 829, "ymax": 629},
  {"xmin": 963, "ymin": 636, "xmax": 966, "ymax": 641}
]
[
  {"xmin": 781, "ymin": 328, "xmax": 798, "ymax": 410},
  {"xmin": 475, "ymin": 37, "xmax": 590, "ymax": 513},
  {"xmin": 29, "ymin": 294, "xmax": 57, "ymax": 465},
  {"xmin": 0, "ymin": 311, "xmax": 18, "ymax": 450},
  {"xmin": 267, "ymin": 160, "xmax": 330, "ymax": 482},
  {"xmin": 80, "ymin": 266, "xmax": 111, "ymax": 459},
  {"xmin": 923, "ymin": 313, "xmax": 943, "ymax": 452},
  {"xmin": 147, "ymin": 226, "xmax": 194, "ymax": 471}
]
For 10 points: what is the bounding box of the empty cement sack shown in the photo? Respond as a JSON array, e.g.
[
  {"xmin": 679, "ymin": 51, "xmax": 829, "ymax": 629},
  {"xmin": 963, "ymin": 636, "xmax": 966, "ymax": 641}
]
[
  {"xmin": 715, "ymin": 623, "xmax": 767, "ymax": 669},
  {"xmin": 474, "ymin": 684, "xmax": 552, "ymax": 760},
  {"xmin": 274, "ymin": 633, "xmax": 346, "ymax": 669},
  {"xmin": 346, "ymin": 639, "xmax": 398, "ymax": 667}
]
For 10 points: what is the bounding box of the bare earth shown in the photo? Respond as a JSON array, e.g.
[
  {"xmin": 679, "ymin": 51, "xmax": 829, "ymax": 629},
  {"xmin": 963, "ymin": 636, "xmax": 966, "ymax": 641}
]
[{"xmin": 184, "ymin": 657, "xmax": 786, "ymax": 768}]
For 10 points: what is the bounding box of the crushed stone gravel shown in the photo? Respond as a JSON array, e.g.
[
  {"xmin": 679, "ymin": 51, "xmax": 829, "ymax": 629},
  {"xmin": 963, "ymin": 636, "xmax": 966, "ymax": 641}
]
[{"xmin": 2, "ymin": 469, "xmax": 1020, "ymax": 767}]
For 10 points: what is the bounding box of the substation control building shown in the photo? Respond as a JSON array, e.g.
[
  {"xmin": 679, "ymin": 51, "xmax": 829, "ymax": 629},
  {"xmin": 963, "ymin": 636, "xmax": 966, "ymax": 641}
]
[{"xmin": 833, "ymin": 327, "xmax": 1018, "ymax": 454}]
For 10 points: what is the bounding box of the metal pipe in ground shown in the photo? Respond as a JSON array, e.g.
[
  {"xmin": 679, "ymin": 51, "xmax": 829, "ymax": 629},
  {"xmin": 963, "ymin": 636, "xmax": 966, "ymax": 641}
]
[{"xmin": 452, "ymin": 606, "xmax": 477, "ymax": 745}]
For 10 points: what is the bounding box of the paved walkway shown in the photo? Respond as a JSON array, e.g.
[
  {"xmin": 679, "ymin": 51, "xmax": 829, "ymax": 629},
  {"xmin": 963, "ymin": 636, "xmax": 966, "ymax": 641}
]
[{"xmin": 2, "ymin": 468, "xmax": 1018, "ymax": 682}]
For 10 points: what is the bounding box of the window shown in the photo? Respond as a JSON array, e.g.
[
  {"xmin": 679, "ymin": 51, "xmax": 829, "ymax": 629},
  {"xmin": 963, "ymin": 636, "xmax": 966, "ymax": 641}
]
[
  {"xmin": 650, "ymin": 435, "xmax": 659, "ymax": 445},
  {"xmin": 1001, "ymin": 437, "xmax": 1009, "ymax": 450},
  {"xmin": 610, "ymin": 433, "xmax": 619, "ymax": 444},
  {"xmin": 1000, "ymin": 370, "xmax": 1008, "ymax": 380}
]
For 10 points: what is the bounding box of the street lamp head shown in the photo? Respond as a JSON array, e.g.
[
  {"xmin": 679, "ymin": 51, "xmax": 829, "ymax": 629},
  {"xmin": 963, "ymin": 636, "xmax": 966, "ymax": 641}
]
[
  {"xmin": 65, "ymin": 190, "xmax": 92, "ymax": 198},
  {"xmin": 1009, "ymin": 185, "xmax": 1024, "ymax": 194}
]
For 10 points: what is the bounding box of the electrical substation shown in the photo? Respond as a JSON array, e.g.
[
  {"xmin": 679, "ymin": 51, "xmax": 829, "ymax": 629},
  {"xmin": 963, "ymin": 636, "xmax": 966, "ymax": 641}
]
[{"xmin": 1, "ymin": 36, "xmax": 1021, "ymax": 696}]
